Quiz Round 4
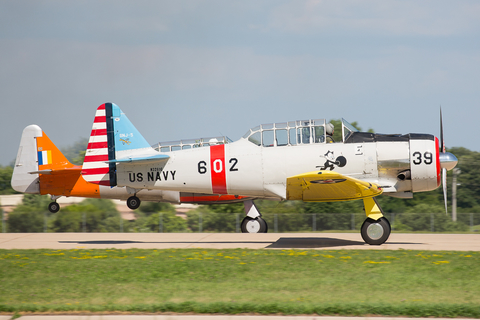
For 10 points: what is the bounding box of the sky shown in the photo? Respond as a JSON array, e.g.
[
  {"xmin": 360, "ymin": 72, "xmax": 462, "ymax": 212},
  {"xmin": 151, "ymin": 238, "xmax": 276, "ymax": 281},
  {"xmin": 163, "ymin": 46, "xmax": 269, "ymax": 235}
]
[{"xmin": 1, "ymin": 0, "xmax": 479, "ymax": 166}]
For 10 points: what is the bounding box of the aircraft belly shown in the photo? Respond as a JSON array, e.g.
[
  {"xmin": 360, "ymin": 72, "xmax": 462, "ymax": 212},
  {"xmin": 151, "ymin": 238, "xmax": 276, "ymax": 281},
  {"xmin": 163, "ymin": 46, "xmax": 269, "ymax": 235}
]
[
  {"xmin": 98, "ymin": 185, "xmax": 133, "ymax": 200},
  {"xmin": 99, "ymin": 186, "xmax": 180, "ymax": 203}
]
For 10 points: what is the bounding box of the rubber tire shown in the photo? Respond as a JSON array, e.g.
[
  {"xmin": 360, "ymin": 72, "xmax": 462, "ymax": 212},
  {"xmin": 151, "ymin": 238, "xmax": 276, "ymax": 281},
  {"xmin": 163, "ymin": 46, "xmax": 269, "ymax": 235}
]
[
  {"xmin": 361, "ymin": 217, "xmax": 391, "ymax": 245},
  {"xmin": 240, "ymin": 216, "xmax": 268, "ymax": 233},
  {"xmin": 48, "ymin": 202, "xmax": 60, "ymax": 213},
  {"xmin": 127, "ymin": 196, "xmax": 141, "ymax": 210}
]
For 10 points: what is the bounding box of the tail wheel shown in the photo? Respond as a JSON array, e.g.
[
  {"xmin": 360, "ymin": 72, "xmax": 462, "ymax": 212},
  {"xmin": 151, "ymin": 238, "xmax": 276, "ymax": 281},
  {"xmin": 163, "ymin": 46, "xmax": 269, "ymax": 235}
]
[
  {"xmin": 48, "ymin": 202, "xmax": 60, "ymax": 213},
  {"xmin": 127, "ymin": 196, "xmax": 141, "ymax": 210},
  {"xmin": 361, "ymin": 217, "xmax": 391, "ymax": 245},
  {"xmin": 241, "ymin": 216, "xmax": 268, "ymax": 233}
]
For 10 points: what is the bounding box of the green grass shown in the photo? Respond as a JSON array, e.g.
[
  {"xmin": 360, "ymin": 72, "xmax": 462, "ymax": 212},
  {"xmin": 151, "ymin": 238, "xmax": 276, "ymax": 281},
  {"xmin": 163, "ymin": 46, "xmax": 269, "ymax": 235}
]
[{"xmin": 1, "ymin": 248, "xmax": 480, "ymax": 317}]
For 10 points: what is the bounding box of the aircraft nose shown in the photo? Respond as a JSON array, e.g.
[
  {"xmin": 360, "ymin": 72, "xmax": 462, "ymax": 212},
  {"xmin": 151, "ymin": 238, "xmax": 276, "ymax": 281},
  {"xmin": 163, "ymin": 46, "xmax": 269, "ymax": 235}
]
[{"xmin": 439, "ymin": 152, "xmax": 458, "ymax": 171}]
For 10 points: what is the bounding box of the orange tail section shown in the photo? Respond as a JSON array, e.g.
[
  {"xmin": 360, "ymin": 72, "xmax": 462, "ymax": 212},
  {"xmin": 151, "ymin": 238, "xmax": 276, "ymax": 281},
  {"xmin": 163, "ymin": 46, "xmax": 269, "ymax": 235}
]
[
  {"xmin": 36, "ymin": 131, "xmax": 100, "ymax": 198},
  {"xmin": 36, "ymin": 130, "xmax": 76, "ymax": 172},
  {"xmin": 11, "ymin": 125, "xmax": 98, "ymax": 198}
]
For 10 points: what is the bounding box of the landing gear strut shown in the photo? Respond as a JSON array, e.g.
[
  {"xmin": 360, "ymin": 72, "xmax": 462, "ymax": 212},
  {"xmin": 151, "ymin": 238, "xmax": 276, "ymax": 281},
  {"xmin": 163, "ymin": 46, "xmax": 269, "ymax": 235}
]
[
  {"xmin": 361, "ymin": 197, "xmax": 391, "ymax": 245},
  {"xmin": 127, "ymin": 196, "xmax": 141, "ymax": 210},
  {"xmin": 241, "ymin": 200, "xmax": 268, "ymax": 233}
]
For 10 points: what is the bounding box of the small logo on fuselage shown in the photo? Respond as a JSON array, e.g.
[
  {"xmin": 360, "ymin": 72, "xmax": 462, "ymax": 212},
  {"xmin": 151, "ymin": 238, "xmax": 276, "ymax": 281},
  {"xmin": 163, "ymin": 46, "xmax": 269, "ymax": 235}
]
[{"xmin": 317, "ymin": 150, "xmax": 347, "ymax": 171}]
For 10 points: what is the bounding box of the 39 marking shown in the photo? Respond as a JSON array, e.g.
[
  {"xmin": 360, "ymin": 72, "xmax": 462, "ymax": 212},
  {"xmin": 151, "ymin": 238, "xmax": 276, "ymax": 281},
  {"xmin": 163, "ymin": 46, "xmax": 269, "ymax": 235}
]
[{"xmin": 412, "ymin": 151, "xmax": 433, "ymax": 165}]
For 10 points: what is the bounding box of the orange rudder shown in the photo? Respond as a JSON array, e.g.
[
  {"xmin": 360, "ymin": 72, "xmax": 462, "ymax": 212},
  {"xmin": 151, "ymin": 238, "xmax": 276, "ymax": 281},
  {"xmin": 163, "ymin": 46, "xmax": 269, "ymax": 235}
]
[{"xmin": 36, "ymin": 131, "xmax": 76, "ymax": 171}]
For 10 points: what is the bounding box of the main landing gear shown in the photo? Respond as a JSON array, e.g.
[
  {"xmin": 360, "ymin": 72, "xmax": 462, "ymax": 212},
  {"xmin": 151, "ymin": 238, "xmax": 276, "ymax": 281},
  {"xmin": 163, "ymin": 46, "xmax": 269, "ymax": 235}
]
[
  {"xmin": 361, "ymin": 197, "xmax": 391, "ymax": 245},
  {"xmin": 127, "ymin": 196, "xmax": 141, "ymax": 210},
  {"xmin": 238, "ymin": 198, "xmax": 391, "ymax": 244},
  {"xmin": 240, "ymin": 200, "xmax": 268, "ymax": 233}
]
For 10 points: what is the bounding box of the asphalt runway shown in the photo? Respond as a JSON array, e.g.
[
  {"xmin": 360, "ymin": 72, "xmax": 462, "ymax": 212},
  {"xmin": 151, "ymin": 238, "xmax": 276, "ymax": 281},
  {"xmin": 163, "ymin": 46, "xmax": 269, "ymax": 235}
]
[
  {"xmin": 2, "ymin": 317, "xmax": 480, "ymax": 320},
  {"xmin": 2, "ymin": 317, "xmax": 477, "ymax": 320},
  {"xmin": 0, "ymin": 232, "xmax": 479, "ymax": 251}
]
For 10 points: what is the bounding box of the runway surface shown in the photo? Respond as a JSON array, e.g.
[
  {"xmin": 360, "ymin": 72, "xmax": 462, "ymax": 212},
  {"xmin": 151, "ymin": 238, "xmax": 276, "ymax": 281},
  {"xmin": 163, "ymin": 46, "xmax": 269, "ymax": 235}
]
[
  {"xmin": 1, "ymin": 317, "xmax": 478, "ymax": 320},
  {"xmin": 0, "ymin": 232, "xmax": 479, "ymax": 251},
  {"xmin": 2, "ymin": 317, "xmax": 478, "ymax": 320}
]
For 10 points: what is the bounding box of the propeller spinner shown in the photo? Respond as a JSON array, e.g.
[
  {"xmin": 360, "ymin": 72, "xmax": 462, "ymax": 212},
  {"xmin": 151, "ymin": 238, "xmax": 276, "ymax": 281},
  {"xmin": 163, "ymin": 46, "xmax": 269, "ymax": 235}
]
[{"xmin": 439, "ymin": 108, "xmax": 458, "ymax": 213}]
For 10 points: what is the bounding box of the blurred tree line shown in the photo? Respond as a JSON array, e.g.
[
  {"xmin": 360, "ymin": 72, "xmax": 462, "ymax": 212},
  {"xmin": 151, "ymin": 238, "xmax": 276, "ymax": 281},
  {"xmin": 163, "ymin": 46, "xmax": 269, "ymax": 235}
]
[
  {"xmin": 4, "ymin": 194, "xmax": 189, "ymax": 233},
  {"xmin": 1, "ymin": 120, "xmax": 479, "ymax": 233}
]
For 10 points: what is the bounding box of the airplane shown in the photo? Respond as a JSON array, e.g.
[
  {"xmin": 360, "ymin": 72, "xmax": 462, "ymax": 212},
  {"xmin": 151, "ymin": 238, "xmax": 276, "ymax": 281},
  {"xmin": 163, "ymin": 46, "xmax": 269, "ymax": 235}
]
[
  {"xmin": 11, "ymin": 125, "xmax": 250, "ymax": 213},
  {"xmin": 81, "ymin": 102, "xmax": 458, "ymax": 245}
]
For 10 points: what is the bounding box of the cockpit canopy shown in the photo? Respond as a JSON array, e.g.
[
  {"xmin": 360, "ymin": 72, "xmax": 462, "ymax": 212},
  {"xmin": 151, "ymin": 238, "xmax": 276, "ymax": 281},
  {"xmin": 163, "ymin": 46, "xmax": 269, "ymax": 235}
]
[
  {"xmin": 152, "ymin": 119, "xmax": 360, "ymax": 151},
  {"xmin": 242, "ymin": 118, "xmax": 359, "ymax": 147},
  {"xmin": 153, "ymin": 136, "xmax": 230, "ymax": 152}
]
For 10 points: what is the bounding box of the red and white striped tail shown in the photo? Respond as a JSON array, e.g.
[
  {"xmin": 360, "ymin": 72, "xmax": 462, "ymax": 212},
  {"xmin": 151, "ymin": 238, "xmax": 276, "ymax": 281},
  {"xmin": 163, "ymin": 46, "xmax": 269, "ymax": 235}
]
[{"xmin": 81, "ymin": 103, "xmax": 116, "ymax": 186}]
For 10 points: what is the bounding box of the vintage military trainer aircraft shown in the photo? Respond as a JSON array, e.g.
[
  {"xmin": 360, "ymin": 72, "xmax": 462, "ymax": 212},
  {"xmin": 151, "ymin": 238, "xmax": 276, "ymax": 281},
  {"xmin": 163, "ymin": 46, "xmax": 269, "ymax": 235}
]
[
  {"xmin": 81, "ymin": 103, "xmax": 458, "ymax": 245},
  {"xmin": 11, "ymin": 125, "xmax": 249, "ymax": 213}
]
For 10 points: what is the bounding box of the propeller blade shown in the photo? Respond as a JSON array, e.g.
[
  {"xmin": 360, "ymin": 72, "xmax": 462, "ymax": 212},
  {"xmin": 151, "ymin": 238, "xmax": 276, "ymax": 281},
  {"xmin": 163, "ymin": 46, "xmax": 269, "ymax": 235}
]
[
  {"xmin": 439, "ymin": 107, "xmax": 456, "ymax": 215},
  {"xmin": 440, "ymin": 107, "xmax": 446, "ymax": 153},
  {"xmin": 439, "ymin": 107, "xmax": 458, "ymax": 170},
  {"xmin": 442, "ymin": 168, "xmax": 447, "ymax": 214}
]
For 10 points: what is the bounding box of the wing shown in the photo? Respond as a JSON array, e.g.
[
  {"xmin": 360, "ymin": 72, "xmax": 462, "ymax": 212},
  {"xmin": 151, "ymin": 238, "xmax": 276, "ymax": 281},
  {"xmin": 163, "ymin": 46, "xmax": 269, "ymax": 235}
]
[{"xmin": 286, "ymin": 170, "xmax": 382, "ymax": 202}]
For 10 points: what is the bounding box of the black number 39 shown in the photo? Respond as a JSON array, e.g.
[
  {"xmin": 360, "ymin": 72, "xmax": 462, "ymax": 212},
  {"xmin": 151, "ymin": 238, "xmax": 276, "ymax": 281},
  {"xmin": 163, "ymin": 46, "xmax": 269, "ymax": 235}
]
[{"xmin": 413, "ymin": 151, "xmax": 433, "ymax": 165}]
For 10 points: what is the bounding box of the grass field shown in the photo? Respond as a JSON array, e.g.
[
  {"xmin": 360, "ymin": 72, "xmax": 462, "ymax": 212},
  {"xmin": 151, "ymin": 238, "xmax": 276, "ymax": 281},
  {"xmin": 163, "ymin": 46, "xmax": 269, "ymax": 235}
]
[{"xmin": 1, "ymin": 248, "xmax": 480, "ymax": 317}]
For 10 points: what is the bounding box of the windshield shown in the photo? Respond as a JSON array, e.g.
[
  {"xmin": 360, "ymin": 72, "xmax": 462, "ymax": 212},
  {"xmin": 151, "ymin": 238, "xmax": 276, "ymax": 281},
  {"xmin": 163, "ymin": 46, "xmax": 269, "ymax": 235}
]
[{"xmin": 341, "ymin": 118, "xmax": 359, "ymax": 142}]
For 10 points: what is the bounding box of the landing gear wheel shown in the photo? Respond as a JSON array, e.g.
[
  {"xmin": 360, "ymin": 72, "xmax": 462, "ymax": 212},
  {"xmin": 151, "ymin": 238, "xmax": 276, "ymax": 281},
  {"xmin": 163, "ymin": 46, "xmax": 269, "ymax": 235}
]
[
  {"xmin": 361, "ymin": 217, "xmax": 391, "ymax": 245},
  {"xmin": 48, "ymin": 202, "xmax": 60, "ymax": 213},
  {"xmin": 241, "ymin": 216, "xmax": 268, "ymax": 233},
  {"xmin": 127, "ymin": 196, "xmax": 141, "ymax": 210}
]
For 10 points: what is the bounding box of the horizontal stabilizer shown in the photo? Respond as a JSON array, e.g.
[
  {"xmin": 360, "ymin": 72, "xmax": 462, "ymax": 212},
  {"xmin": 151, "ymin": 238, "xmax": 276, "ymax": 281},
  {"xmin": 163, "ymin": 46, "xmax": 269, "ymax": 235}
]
[
  {"xmin": 107, "ymin": 153, "xmax": 170, "ymax": 165},
  {"xmin": 29, "ymin": 167, "xmax": 82, "ymax": 175},
  {"xmin": 286, "ymin": 170, "xmax": 382, "ymax": 202},
  {"xmin": 28, "ymin": 169, "xmax": 52, "ymax": 175}
]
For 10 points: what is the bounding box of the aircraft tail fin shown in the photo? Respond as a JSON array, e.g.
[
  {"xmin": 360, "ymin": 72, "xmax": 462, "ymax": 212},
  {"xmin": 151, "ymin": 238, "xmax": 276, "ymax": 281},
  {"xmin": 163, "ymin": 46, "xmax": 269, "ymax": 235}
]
[
  {"xmin": 82, "ymin": 102, "xmax": 155, "ymax": 186},
  {"xmin": 12, "ymin": 125, "xmax": 75, "ymax": 193}
]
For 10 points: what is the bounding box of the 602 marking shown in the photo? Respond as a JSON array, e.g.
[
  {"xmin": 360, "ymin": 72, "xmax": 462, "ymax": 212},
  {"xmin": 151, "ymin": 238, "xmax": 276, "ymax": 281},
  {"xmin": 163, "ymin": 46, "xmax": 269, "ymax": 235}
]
[{"xmin": 198, "ymin": 158, "xmax": 238, "ymax": 174}]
